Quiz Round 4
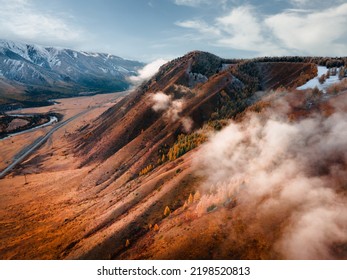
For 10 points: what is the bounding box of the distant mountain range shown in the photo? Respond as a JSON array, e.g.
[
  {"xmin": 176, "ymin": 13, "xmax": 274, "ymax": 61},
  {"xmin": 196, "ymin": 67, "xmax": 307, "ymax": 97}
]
[{"xmin": 0, "ymin": 39, "xmax": 143, "ymax": 110}]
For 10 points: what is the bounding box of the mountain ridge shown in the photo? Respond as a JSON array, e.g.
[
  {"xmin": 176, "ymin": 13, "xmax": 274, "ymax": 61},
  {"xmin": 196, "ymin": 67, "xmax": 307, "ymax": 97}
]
[{"xmin": 0, "ymin": 39, "xmax": 144, "ymax": 110}]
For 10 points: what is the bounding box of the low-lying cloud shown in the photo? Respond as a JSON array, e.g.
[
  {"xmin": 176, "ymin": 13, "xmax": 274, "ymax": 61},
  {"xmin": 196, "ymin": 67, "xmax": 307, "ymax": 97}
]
[
  {"xmin": 152, "ymin": 92, "xmax": 171, "ymax": 112},
  {"xmin": 129, "ymin": 59, "xmax": 167, "ymax": 85},
  {"xmin": 195, "ymin": 96, "xmax": 347, "ymax": 259},
  {"xmin": 151, "ymin": 92, "xmax": 193, "ymax": 132}
]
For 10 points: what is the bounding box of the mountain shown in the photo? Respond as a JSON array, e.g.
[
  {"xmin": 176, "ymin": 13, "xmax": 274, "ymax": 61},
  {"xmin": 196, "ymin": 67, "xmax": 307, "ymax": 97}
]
[
  {"xmin": 0, "ymin": 39, "xmax": 143, "ymax": 110},
  {"xmin": 74, "ymin": 51, "xmax": 318, "ymax": 165},
  {"xmin": 1, "ymin": 51, "xmax": 347, "ymax": 260}
]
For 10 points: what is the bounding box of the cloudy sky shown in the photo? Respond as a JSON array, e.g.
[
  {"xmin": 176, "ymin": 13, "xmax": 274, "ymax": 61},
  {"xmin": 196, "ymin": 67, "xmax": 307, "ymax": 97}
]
[{"xmin": 0, "ymin": 0, "xmax": 346, "ymax": 61}]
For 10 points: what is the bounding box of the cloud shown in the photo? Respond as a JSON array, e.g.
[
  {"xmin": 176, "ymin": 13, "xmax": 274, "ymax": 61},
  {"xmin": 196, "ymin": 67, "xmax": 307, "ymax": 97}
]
[
  {"xmin": 181, "ymin": 117, "xmax": 194, "ymax": 132},
  {"xmin": 0, "ymin": 0, "xmax": 83, "ymax": 47},
  {"xmin": 151, "ymin": 92, "xmax": 183, "ymax": 121},
  {"xmin": 176, "ymin": 3, "xmax": 347, "ymax": 56},
  {"xmin": 168, "ymin": 99, "xmax": 184, "ymax": 122},
  {"xmin": 175, "ymin": 5, "xmax": 282, "ymax": 55},
  {"xmin": 176, "ymin": 20, "xmax": 221, "ymax": 36},
  {"xmin": 152, "ymin": 92, "xmax": 172, "ymax": 112},
  {"xmin": 194, "ymin": 94, "xmax": 347, "ymax": 259},
  {"xmin": 289, "ymin": 0, "xmax": 345, "ymax": 8},
  {"xmin": 129, "ymin": 59, "xmax": 167, "ymax": 84},
  {"xmin": 151, "ymin": 92, "xmax": 194, "ymax": 132},
  {"xmin": 265, "ymin": 3, "xmax": 347, "ymax": 56},
  {"xmin": 215, "ymin": 5, "xmax": 280, "ymax": 53}
]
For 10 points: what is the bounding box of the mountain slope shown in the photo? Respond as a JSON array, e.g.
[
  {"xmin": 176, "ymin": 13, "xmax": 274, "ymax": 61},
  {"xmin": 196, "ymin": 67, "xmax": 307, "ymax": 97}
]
[
  {"xmin": 0, "ymin": 39, "xmax": 143, "ymax": 109},
  {"xmin": 74, "ymin": 52, "xmax": 317, "ymax": 165},
  {"xmin": 47, "ymin": 52, "xmax": 320, "ymax": 258}
]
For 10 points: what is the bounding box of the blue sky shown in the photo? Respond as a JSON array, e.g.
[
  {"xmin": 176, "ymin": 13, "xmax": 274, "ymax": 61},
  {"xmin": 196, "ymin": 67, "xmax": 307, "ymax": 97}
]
[{"xmin": 0, "ymin": 0, "xmax": 346, "ymax": 61}]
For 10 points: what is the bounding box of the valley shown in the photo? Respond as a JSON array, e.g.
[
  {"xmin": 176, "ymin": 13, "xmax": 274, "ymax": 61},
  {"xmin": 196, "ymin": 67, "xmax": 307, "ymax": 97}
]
[{"xmin": 0, "ymin": 91, "xmax": 125, "ymax": 175}]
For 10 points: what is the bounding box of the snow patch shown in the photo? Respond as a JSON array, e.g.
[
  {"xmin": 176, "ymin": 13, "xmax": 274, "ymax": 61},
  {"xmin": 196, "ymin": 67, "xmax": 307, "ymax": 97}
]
[{"xmin": 297, "ymin": 66, "xmax": 342, "ymax": 93}]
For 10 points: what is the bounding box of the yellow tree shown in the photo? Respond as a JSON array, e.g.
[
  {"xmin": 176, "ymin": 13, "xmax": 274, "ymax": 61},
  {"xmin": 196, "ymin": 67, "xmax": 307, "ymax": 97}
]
[{"xmin": 164, "ymin": 206, "xmax": 171, "ymax": 216}]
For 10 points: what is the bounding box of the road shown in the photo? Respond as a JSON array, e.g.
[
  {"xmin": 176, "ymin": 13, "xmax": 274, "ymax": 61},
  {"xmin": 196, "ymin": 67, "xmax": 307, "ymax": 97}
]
[
  {"xmin": 0, "ymin": 92, "xmax": 126, "ymax": 179},
  {"xmin": 0, "ymin": 110, "xmax": 90, "ymax": 179}
]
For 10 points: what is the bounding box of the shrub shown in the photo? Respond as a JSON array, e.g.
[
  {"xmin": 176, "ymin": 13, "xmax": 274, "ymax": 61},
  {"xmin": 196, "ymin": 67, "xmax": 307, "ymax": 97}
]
[{"xmin": 207, "ymin": 204, "xmax": 217, "ymax": 213}]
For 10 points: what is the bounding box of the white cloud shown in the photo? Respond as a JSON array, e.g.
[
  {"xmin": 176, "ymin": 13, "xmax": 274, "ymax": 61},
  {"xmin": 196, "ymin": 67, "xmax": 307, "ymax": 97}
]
[
  {"xmin": 151, "ymin": 92, "xmax": 193, "ymax": 131},
  {"xmin": 290, "ymin": 0, "xmax": 345, "ymax": 8},
  {"xmin": 215, "ymin": 5, "xmax": 279, "ymax": 53},
  {"xmin": 175, "ymin": 20, "xmax": 221, "ymax": 36},
  {"xmin": 129, "ymin": 59, "xmax": 167, "ymax": 84},
  {"xmin": 0, "ymin": 0, "xmax": 83, "ymax": 47},
  {"xmin": 194, "ymin": 96, "xmax": 347, "ymax": 259},
  {"xmin": 152, "ymin": 92, "xmax": 172, "ymax": 112},
  {"xmin": 176, "ymin": 3, "xmax": 347, "ymax": 56},
  {"xmin": 265, "ymin": 3, "xmax": 347, "ymax": 56},
  {"xmin": 176, "ymin": 5, "xmax": 282, "ymax": 55}
]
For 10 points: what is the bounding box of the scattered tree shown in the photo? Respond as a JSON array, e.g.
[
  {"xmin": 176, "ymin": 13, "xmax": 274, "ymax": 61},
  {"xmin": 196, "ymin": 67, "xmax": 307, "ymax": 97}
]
[
  {"xmin": 167, "ymin": 133, "xmax": 207, "ymax": 161},
  {"xmin": 319, "ymin": 74, "xmax": 326, "ymax": 84},
  {"xmin": 326, "ymin": 70, "xmax": 331, "ymax": 79},
  {"xmin": 139, "ymin": 164, "xmax": 154, "ymax": 176},
  {"xmin": 339, "ymin": 66, "xmax": 346, "ymax": 80},
  {"xmin": 188, "ymin": 193, "xmax": 194, "ymax": 205},
  {"xmin": 164, "ymin": 206, "xmax": 171, "ymax": 217},
  {"xmin": 193, "ymin": 191, "xmax": 201, "ymax": 202}
]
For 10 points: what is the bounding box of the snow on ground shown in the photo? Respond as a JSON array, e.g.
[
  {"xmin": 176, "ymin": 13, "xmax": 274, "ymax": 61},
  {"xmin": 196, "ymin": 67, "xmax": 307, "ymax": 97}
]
[{"xmin": 297, "ymin": 66, "xmax": 342, "ymax": 92}]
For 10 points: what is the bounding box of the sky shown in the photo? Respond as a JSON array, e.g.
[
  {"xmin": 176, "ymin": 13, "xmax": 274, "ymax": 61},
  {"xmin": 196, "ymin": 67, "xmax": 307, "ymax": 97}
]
[{"xmin": 0, "ymin": 0, "xmax": 346, "ymax": 62}]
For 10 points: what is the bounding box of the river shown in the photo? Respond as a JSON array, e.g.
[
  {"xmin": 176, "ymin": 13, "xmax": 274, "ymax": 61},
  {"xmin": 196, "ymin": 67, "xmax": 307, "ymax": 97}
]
[{"xmin": 0, "ymin": 115, "xmax": 58, "ymax": 140}]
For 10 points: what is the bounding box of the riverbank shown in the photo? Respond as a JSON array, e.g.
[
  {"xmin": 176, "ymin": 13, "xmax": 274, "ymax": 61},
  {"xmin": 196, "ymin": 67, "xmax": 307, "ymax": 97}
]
[{"xmin": 0, "ymin": 113, "xmax": 63, "ymax": 140}]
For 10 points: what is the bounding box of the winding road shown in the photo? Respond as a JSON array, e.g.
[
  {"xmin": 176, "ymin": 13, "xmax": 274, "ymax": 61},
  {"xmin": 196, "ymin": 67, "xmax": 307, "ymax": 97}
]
[
  {"xmin": 0, "ymin": 109, "xmax": 90, "ymax": 179},
  {"xmin": 0, "ymin": 91, "xmax": 128, "ymax": 179}
]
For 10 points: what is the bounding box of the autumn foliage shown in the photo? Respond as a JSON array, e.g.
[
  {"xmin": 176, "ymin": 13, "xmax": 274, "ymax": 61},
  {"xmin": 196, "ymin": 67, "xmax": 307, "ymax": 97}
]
[
  {"xmin": 167, "ymin": 133, "xmax": 207, "ymax": 161},
  {"xmin": 139, "ymin": 164, "xmax": 154, "ymax": 176}
]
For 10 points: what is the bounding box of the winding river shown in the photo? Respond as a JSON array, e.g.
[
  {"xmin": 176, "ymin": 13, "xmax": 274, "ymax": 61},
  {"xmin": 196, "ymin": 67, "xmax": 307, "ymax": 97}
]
[{"xmin": 1, "ymin": 115, "xmax": 58, "ymax": 140}]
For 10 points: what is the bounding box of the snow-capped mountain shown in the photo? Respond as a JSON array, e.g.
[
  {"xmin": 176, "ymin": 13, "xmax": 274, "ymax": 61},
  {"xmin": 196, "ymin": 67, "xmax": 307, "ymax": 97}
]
[{"xmin": 0, "ymin": 39, "xmax": 143, "ymax": 108}]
